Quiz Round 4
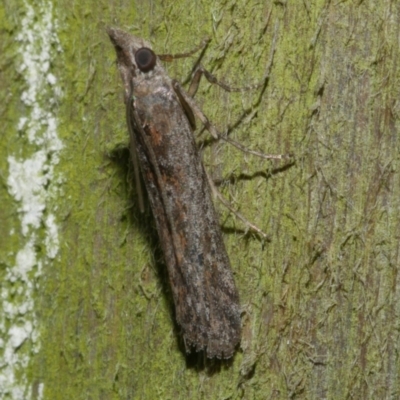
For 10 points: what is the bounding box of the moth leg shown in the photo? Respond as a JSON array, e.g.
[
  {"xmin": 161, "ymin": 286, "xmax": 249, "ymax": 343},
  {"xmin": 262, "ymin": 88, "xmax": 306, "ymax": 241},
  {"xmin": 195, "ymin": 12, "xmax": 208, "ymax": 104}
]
[
  {"xmin": 173, "ymin": 80, "xmax": 289, "ymax": 160},
  {"xmin": 188, "ymin": 21, "xmax": 279, "ymax": 98},
  {"xmin": 178, "ymin": 23, "xmax": 288, "ymax": 160},
  {"xmin": 205, "ymin": 168, "xmax": 268, "ymax": 239},
  {"xmin": 173, "ymin": 80, "xmax": 281, "ymax": 237},
  {"xmin": 158, "ymin": 38, "xmax": 210, "ymax": 62},
  {"xmin": 188, "ymin": 64, "xmax": 267, "ymax": 98}
]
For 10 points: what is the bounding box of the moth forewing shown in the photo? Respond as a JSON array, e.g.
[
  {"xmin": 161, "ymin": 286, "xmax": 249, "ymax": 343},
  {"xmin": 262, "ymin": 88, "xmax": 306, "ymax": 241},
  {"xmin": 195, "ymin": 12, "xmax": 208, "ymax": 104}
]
[
  {"xmin": 126, "ymin": 93, "xmax": 145, "ymax": 213},
  {"xmin": 108, "ymin": 28, "xmax": 241, "ymax": 359}
]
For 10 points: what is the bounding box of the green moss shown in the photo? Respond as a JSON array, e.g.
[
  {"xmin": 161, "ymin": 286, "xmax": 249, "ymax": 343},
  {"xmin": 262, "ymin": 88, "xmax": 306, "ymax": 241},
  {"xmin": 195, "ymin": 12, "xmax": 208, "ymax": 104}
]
[{"xmin": 2, "ymin": 0, "xmax": 400, "ymax": 398}]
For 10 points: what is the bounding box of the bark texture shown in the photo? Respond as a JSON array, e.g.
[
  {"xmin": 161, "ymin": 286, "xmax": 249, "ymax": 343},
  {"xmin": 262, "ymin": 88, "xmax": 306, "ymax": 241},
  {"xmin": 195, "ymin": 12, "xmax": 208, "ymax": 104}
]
[{"xmin": 1, "ymin": 0, "xmax": 400, "ymax": 398}]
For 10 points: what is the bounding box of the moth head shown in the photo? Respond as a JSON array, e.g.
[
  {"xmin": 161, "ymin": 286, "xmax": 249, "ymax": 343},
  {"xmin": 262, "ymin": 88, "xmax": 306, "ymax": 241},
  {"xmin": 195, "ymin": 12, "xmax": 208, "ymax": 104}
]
[{"xmin": 107, "ymin": 28, "xmax": 158, "ymax": 100}]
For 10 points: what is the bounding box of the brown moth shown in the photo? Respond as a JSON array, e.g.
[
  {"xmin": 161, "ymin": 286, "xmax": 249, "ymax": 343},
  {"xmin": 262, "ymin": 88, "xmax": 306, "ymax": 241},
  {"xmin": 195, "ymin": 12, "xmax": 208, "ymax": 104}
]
[{"xmin": 107, "ymin": 28, "xmax": 241, "ymax": 359}]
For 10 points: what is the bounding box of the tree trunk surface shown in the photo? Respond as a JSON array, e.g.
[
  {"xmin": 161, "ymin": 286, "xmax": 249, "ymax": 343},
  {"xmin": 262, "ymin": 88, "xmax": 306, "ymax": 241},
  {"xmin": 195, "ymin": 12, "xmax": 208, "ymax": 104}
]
[{"xmin": 1, "ymin": 0, "xmax": 400, "ymax": 398}]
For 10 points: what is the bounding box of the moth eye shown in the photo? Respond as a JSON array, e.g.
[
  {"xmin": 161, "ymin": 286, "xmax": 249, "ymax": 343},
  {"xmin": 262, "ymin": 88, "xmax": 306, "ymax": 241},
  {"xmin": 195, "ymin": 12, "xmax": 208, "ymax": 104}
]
[{"xmin": 135, "ymin": 47, "xmax": 156, "ymax": 72}]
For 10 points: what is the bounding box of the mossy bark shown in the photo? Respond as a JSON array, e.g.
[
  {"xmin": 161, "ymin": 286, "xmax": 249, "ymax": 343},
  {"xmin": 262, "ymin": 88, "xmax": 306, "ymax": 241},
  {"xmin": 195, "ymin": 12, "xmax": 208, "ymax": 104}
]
[{"xmin": 2, "ymin": 0, "xmax": 400, "ymax": 398}]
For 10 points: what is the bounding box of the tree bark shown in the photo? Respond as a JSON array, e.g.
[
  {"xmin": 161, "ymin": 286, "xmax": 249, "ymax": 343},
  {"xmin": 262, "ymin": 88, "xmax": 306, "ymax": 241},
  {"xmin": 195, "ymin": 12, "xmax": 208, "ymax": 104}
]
[{"xmin": 1, "ymin": 0, "xmax": 400, "ymax": 398}]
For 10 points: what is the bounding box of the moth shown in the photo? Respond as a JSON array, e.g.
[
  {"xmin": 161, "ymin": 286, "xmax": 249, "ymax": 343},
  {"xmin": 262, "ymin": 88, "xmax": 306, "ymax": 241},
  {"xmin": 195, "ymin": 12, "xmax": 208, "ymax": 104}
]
[{"xmin": 107, "ymin": 28, "xmax": 243, "ymax": 359}]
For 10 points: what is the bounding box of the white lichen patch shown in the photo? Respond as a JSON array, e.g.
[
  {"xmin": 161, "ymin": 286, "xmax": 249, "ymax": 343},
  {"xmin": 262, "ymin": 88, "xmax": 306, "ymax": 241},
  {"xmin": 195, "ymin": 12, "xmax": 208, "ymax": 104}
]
[{"xmin": 2, "ymin": 1, "xmax": 63, "ymax": 398}]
